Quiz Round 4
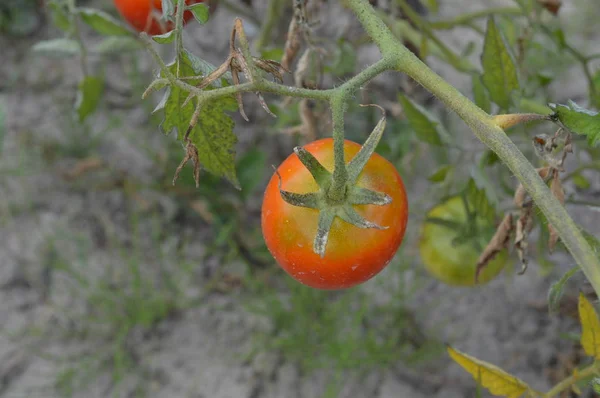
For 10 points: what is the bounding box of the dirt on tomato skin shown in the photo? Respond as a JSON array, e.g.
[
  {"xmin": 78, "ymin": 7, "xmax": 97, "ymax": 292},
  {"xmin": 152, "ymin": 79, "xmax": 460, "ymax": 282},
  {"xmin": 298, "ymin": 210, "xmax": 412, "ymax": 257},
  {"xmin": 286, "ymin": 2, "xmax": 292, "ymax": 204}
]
[{"xmin": 0, "ymin": 0, "xmax": 600, "ymax": 397}]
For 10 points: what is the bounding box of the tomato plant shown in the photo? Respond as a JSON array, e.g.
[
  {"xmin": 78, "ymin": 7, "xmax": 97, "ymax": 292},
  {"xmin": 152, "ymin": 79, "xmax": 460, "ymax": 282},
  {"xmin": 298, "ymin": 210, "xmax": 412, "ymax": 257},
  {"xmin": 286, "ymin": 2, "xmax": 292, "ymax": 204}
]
[
  {"xmin": 113, "ymin": 0, "xmax": 207, "ymax": 35},
  {"xmin": 419, "ymin": 195, "xmax": 508, "ymax": 286},
  {"xmin": 261, "ymin": 138, "xmax": 408, "ymax": 290}
]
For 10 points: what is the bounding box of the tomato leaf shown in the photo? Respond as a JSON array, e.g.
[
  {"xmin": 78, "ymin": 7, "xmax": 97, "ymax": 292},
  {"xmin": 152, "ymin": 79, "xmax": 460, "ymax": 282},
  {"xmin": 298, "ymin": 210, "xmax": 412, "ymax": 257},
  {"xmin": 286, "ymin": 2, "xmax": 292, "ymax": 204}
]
[
  {"xmin": 448, "ymin": 346, "xmax": 532, "ymax": 397},
  {"xmin": 188, "ymin": 96, "xmax": 239, "ymax": 188},
  {"xmin": 398, "ymin": 94, "xmax": 444, "ymax": 145},
  {"xmin": 159, "ymin": 53, "xmax": 239, "ymax": 188},
  {"xmin": 579, "ymin": 292, "xmax": 600, "ymax": 359},
  {"xmin": 75, "ymin": 75, "xmax": 104, "ymax": 122},
  {"xmin": 472, "ymin": 74, "xmax": 491, "ymax": 113},
  {"xmin": 78, "ymin": 8, "xmax": 132, "ymax": 36},
  {"xmin": 32, "ymin": 38, "xmax": 80, "ymax": 57},
  {"xmin": 187, "ymin": 3, "xmax": 210, "ymax": 24},
  {"xmin": 152, "ymin": 30, "xmax": 176, "ymax": 44},
  {"xmin": 481, "ymin": 18, "xmax": 519, "ymax": 110},
  {"xmin": 547, "ymin": 267, "xmax": 580, "ymax": 313},
  {"xmin": 94, "ymin": 37, "xmax": 142, "ymax": 54},
  {"xmin": 47, "ymin": 0, "xmax": 71, "ymax": 31},
  {"xmin": 465, "ymin": 177, "xmax": 497, "ymax": 224},
  {"xmin": 549, "ymin": 101, "xmax": 600, "ymax": 147},
  {"xmin": 428, "ymin": 165, "xmax": 452, "ymax": 183},
  {"xmin": 161, "ymin": 0, "xmax": 175, "ymax": 20}
]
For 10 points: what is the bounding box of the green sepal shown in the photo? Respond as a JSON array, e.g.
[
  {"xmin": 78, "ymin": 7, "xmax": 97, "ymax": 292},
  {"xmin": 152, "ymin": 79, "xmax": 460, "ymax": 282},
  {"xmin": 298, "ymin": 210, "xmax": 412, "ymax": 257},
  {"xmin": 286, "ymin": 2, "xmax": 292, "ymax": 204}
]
[
  {"xmin": 347, "ymin": 186, "xmax": 391, "ymax": 205},
  {"xmin": 293, "ymin": 146, "xmax": 331, "ymax": 187},
  {"xmin": 279, "ymin": 191, "xmax": 320, "ymax": 209},
  {"xmin": 314, "ymin": 211, "xmax": 335, "ymax": 258},
  {"xmin": 346, "ymin": 112, "xmax": 386, "ymax": 183},
  {"xmin": 337, "ymin": 205, "xmax": 387, "ymax": 230}
]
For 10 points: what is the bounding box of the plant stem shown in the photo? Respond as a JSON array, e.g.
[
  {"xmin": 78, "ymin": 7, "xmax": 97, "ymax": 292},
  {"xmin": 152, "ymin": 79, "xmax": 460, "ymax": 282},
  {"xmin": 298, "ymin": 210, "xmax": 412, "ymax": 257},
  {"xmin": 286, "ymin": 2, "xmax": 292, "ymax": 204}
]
[
  {"xmin": 544, "ymin": 362, "xmax": 599, "ymax": 397},
  {"xmin": 254, "ymin": 0, "xmax": 285, "ymax": 51},
  {"xmin": 343, "ymin": 0, "xmax": 600, "ymax": 297},
  {"xmin": 328, "ymin": 94, "xmax": 348, "ymax": 202},
  {"xmin": 175, "ymin": 0, "xmax": 187, "ymax": 76},
  {"xmin": 66, "ymin": 0, "xmax": 89, "ymax": 77},
  {"xmin": 393, "ymin": 0, "xmax": 474, "ymax": 73},
  {"xmin": 430, "ymin": 7, "xmax": 522, "ymax": 30}
]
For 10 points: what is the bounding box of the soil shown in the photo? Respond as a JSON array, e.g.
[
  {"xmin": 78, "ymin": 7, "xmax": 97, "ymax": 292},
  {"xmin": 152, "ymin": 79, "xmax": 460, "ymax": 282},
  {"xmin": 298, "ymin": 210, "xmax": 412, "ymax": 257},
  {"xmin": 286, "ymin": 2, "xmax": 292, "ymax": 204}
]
[{"xmin": 1, "ymin": 0, "xmax": 599, "ymax": 397}]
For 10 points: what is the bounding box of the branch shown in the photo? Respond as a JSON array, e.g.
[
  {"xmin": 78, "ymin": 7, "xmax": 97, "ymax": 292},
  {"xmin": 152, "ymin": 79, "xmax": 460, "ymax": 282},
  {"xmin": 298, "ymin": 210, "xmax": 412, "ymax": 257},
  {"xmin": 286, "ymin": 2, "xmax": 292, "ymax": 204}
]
[{"xmin": 344, "ymin": 0, "xmax": 600, "ymax": 297}]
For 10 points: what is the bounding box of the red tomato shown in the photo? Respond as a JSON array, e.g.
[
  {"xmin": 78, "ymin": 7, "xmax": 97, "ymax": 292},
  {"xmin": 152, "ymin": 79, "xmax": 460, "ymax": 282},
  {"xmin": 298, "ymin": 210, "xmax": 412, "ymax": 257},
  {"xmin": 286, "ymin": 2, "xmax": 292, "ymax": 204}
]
[
  {"xmin": 113, "ymin": 0, "xmax": 206, "ymax": 35},
  {"xmin": 261, "ymin": 138, "xmax": 408, "ymax": 290}
]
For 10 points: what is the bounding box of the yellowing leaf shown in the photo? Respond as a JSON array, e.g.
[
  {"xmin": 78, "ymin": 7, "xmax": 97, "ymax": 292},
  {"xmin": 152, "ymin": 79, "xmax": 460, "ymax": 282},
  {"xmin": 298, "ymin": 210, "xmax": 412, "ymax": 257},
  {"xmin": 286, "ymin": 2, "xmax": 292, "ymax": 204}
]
[
  {"xmin": 447, "ymin": 346, "xmax": 530, "ymax": 398},
  {"xmin": 578, "ymin": 293, "xmax": 600, "ymax": 358}
]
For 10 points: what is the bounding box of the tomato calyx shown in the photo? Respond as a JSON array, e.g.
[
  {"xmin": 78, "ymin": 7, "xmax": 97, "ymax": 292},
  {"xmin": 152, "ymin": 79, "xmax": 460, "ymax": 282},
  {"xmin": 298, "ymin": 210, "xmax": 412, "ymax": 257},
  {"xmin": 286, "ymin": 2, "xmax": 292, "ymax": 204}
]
[{"xmin": 276, "ymin": 109, "xmax": 393, "ymax": 257}]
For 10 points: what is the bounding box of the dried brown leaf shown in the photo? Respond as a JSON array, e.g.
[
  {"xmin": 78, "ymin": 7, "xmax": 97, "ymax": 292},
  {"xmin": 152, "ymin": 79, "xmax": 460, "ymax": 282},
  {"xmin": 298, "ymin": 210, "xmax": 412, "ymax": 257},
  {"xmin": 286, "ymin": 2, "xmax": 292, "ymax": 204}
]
[
  {"xmin": 515, "ymin": 202, "xmax": 534, "ymax": 274},
  {"xmin": 281, "ymin": 18, "xmax": 301, "ymax": 73},
  {"xmin": 548, "ymin": 170, "xmax": 565, "ymax": 252},
  {"xmin": 189, "ymin": 199, "xmax": 214, "ymax": 223},
  {"xmin": 514, "ymin": 167, "xmax": 550, "ymax": 207},
  {"xmin": 197, "ymin": 57, "xmax": 232, "ymax": 90},
  {"xmin": 173, "ymin": 141, "xmax": 200, "ymax": 187},
  {"xmin": 537, "ymin": 0, "xmax": 562, "ymax": 15},
  {"xmin": 254, "ymin": 58, "xmax": 286, "ymax": 82},
  {"xmin": 230, "ymin": 67, "xmax": 249, "ymax": 122},
  {"xmin": 62, "ymin": 157, "xmax": 104, "ymax": 180},
  {"xmin": 476, "ymin": 213, "xmax": 514, "ymax": 283}
]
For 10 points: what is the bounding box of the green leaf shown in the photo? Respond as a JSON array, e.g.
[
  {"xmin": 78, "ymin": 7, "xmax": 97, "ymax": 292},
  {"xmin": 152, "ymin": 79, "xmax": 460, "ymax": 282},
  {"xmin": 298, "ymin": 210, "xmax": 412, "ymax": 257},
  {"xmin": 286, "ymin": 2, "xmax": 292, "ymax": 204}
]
[
  {"xmin": 548, "ymin": 267, "xmax": 580, "ymax": 313},
  {"xmin": 572, "ymin": 173, "xmax": 591, "ymax": 190},
  {"xmin": 481, "ymin": 18, "xmax": 519, "ymax": 110},
  {"xmin": 152, "ymin": 30, "xmax": 176, "ymax": 44},
  {"xmin": 422, "ymin": 0, "xmax": 439, "ymax": 13},
  {"xmin": 465, "ymin": 177, "xmax": 496, "ymax": 224},
  {"xmin": 398, "ymin": 94, "xmax": 443, "ymax": 145},
  {"xmin": 237, "ymin": 148, "xmax": 266, "ymax": 199},
  {"xmin": 159, "ymin": 55, "xmax": 239, "ymax": 187},
  {"xmin": 187, "ymin": 3, "xmax": 210, "ymax": 24},
  {"xmin": 428, "ymin": 165, "xmax": 452, "ymax": 183},
  {"xmin": 160, "ymin": 67, "xmax": 196, "ymax": 138},
  {"xmin": 75, "ymin": 76, "xmax": 104, "ymax": 122},
  {"xmin": 78, "ymin": 8, "xmax": 132, "ymax": 36},
  {"xmin": 472, "ymin": 74, "xmax": 491, "ymax": 113},
  {"xmin": 32, "ymin": 38, "xmax": 80, "ymax": 57},
  {"xmin": 550, "ymin": 101, "xmax": 600, "ymax": 147},
  {"xmin": 94, "ymin": 37, "xmax": 142, "ymax": 54},
  {"xmin": 189, "ymin": 96, "xmax": 239, "ymax": 188},
  {"xmin": 48, "ymin": 0, "xmax": 71, "ymax": 31},
  {"xmin": 161, "ymin": 0, "xmax": 175, "ymax": 21},
  {"xmin": 592, "ymin": 69, "xmax": 600, "ymax": 109}
]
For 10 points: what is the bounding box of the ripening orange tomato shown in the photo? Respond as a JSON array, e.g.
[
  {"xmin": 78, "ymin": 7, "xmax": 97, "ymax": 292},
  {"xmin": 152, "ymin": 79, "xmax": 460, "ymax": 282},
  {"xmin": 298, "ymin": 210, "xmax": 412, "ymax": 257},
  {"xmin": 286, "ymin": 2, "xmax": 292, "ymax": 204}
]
[
  {"xmin": 113, "ymin": 0, "xmax": 207, "ymax": 35},
  {"xmin": 261, "ymin": 138, "xmax": 409, "ymax": 290}
]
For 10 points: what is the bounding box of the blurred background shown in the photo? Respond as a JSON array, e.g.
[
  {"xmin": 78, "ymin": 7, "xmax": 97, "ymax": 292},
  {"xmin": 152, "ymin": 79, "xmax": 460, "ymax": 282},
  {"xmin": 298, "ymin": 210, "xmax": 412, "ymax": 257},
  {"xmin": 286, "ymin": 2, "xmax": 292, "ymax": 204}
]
[{"xmin": 1, "ymin": 0, "xmax": 600, "ymax": 397}]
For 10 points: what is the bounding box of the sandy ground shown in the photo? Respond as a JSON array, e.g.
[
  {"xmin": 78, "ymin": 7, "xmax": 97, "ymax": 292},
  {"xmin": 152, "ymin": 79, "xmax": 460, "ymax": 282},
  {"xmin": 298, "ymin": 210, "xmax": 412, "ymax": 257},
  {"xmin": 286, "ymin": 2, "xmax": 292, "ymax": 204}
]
[{"xmin": 1, "ymin": 0, "xmax": 600, "ymax": 397}]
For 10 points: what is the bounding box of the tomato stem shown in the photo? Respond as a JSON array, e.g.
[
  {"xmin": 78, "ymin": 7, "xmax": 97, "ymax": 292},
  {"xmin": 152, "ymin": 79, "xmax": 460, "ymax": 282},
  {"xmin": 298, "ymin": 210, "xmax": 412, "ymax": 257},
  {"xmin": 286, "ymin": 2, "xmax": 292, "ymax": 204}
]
[{"xmin": 328, "ymin": 94, "xmax": 349, "ymax": 204}]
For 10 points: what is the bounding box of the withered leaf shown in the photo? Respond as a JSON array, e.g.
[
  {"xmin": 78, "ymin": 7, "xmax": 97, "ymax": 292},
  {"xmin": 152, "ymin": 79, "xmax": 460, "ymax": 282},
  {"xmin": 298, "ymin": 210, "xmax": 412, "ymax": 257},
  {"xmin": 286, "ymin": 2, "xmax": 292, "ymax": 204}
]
[
  {"xmin": 476, "ymin": 213, "xmax": 514, "ymax": 283},
  {"xmin": 514, "ymin": 167, "xmax": 550, "ymax": 207},
  {"xmin": 537, "ymin": 0, "xmax": 562, "ymax": 15},
  {"xmin": 515, "ymin": 202, "xmax": 534, "ymax": 274}
]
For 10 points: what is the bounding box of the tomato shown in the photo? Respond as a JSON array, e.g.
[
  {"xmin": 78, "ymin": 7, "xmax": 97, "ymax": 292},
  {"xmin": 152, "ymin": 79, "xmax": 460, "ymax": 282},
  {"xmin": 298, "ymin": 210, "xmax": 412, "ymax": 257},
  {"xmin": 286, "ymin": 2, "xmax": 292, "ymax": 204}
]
[
  {"xmin": 113, "ymin": 0, "xmax": 209, "ymax": 35},
  {"xmin": 419, "ymin": 196, "xmax": 508, "ymax": 286},
  {"xmin": 261, "ymin": 138, "xmax": 408, "ymax": 290}
]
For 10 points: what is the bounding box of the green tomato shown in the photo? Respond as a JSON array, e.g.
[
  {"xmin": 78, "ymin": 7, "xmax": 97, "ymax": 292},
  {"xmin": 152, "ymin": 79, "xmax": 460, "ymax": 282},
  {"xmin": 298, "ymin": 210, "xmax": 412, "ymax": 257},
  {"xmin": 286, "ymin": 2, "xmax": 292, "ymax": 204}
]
[{"xmin": 419, "ymin": 196, "xmax": 508, "ymax": 286}]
